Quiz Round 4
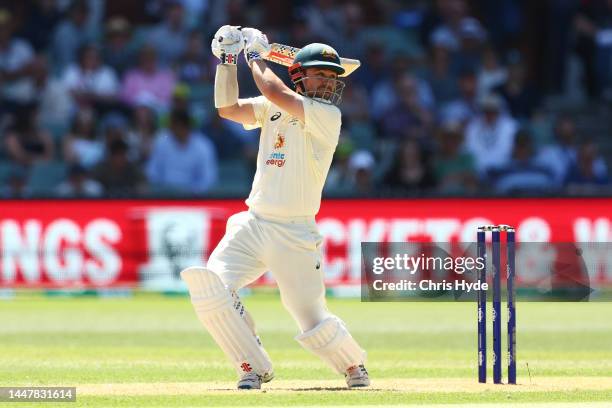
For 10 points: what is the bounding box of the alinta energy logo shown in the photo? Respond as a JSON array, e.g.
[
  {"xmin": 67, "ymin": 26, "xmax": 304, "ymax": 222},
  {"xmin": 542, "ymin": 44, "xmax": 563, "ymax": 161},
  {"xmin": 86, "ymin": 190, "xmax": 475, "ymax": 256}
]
[{"xmin": 266, "ymin": 133, "xmax": 286, "ymax": 167}]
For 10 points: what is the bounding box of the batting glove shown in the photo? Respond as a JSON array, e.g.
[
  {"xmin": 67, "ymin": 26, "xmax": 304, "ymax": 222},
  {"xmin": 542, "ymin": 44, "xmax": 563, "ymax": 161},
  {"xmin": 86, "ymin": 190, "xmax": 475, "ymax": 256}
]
[
  {"xmin": 242, "ymin": 27, "xmax": 271, "ymax": 66},
  {"xmin": 211, "ymin": 25, "xmax": 243, "ymax": 65}
]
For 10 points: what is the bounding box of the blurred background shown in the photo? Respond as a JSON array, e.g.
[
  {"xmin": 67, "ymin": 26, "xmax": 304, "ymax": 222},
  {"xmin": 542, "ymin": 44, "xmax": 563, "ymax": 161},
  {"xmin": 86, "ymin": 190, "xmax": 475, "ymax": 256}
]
[{"xmin": 0, "ymin": 0, "xmax": 609, "ymax": 199}]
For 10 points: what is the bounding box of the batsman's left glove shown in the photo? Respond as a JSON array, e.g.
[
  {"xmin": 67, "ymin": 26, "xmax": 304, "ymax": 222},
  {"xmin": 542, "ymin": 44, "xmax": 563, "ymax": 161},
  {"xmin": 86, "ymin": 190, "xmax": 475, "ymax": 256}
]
[{"xmin": 242, "ymin": 27, "xmax": 271, "ymax": 66}]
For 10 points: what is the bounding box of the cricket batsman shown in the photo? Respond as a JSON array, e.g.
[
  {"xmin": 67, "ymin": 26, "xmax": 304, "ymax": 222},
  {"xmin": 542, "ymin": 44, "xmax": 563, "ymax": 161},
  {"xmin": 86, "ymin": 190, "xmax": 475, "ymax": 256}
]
[{"xmin": 180, "ymin": 25, "xmax": 369, "ymax": 390}]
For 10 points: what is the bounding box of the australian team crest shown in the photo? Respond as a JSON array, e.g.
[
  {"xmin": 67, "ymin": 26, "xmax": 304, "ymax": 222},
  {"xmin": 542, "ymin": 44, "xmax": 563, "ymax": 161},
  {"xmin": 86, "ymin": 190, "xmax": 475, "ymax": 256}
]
[{"xmin": 321, "ymin": 48, "xmax": 337, "ymax": 59}]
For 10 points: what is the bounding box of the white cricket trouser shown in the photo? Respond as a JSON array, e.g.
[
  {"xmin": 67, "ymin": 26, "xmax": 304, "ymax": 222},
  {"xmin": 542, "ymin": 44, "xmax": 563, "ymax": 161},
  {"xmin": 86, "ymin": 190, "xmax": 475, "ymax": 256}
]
[{"xmin": 207, "ymin": 210, "xmax": 331, "ymax": 332}]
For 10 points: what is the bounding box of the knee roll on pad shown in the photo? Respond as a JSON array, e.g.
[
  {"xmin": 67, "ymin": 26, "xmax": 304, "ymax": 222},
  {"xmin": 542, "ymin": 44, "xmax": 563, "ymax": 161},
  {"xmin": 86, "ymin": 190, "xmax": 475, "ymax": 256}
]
[
  {"xmin": 180, "ymin": 267, "xmax": 273, "ymax": 376},
  {"xmin": 295, "ymin": 316, "xmax": 366, "ymax": 374}
]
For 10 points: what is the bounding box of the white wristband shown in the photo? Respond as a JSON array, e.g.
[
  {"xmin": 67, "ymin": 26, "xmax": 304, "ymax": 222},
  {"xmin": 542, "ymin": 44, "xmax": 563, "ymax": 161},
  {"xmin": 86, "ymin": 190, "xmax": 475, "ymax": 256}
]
[{"xmin": 214, "ymin": 64, "xmax": 238, "ymax": 108}]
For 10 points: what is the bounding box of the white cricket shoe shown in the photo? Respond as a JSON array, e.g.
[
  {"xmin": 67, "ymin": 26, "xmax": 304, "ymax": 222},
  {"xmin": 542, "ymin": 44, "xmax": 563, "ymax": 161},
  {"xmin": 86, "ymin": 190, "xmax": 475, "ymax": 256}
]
[
  {"xmin": 345, "ymin": 364, "xmax": 370, "ymax": 388},
  {"xmin": 237, "ymin": 372, "xmax": 261, "ymax": 390},
  {"xmin": 237, "ymin": 371, "xmax": 274, "ymax": 390}
]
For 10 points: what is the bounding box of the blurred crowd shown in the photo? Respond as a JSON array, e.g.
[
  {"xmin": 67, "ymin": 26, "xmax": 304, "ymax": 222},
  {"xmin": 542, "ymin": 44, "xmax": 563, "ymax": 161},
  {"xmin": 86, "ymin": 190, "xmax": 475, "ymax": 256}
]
[{"xmin": 0, "ymin": 0, "xmax": 610, "ymax": 198}]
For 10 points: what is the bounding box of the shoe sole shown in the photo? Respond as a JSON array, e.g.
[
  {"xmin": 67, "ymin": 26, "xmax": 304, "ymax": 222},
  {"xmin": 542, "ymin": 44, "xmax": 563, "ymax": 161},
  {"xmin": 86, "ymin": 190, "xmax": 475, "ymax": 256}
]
[{"xmin": 237, "ymin": 385, "xmax": 260, "ymax": 390}]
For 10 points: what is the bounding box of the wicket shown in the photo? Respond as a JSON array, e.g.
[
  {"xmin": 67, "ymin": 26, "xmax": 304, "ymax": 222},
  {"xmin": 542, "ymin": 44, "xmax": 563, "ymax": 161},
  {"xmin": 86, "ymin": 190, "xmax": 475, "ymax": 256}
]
[{"xmin": 477, "ymin": 225, "xmax": 516, "ymax": 384}]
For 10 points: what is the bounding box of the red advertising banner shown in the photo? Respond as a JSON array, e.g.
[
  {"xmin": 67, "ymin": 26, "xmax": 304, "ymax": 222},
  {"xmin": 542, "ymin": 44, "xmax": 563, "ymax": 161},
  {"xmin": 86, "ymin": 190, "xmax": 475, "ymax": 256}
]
[{"xmin": 0, "ymin": 199, "xmax": 610, "ymax": 288}]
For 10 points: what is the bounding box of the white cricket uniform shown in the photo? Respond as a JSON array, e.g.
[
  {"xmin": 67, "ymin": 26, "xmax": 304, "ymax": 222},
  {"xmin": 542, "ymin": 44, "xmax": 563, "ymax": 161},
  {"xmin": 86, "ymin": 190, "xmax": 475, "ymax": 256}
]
[{"xmin": 207, "ymin": 96, "xmax": 341, "ymax": 331}]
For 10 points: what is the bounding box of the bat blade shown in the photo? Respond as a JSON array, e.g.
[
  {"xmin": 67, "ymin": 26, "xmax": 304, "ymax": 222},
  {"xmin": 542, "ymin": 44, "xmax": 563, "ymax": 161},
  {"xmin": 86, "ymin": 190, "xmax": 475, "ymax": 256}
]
[{"xmin": 265, "ymin": 43, "xmax": 360, "ymax": 77}]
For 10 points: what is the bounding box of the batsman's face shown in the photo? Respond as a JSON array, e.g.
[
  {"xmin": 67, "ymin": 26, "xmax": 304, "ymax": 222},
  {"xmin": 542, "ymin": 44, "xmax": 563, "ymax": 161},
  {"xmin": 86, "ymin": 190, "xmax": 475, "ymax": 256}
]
[{"xmin": 303, "ymin": 68, "xmax": 338, "ymax": 94}]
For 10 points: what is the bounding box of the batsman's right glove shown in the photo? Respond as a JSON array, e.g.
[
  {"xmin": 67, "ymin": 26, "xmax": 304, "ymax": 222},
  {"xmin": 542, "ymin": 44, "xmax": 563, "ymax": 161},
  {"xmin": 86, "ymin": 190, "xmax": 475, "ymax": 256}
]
[{"xmin": 211, "ymin": 25, "xmax": 243, "ymax": 65}]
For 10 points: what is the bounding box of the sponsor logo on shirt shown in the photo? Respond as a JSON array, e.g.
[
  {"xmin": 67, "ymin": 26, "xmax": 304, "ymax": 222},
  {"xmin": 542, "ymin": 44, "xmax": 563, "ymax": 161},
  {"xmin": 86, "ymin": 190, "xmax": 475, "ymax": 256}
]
[
  {"xmin": 274, "ymin": 134, "xmax": 285, "ymax": 149},
  {"xmin": 270, "ymin": 112, "xmax": 281, "ymax": 121},
  {"xmin": 266, "ymin": 133, "xmax": 286, "ymax": 167}
]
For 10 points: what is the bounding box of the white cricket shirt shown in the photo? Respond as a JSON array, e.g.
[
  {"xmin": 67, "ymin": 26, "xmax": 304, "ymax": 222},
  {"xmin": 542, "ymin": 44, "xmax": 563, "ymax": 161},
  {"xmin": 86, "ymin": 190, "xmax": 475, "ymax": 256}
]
[{"xmin": 242, "ymin": 96, "xmax": 341, "ymax": 217}]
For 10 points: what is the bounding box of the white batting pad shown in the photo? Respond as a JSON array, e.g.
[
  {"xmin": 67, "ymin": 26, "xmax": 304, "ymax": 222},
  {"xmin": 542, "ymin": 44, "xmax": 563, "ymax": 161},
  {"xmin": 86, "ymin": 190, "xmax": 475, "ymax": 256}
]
[
  {"xmin": 295, "ymin": 316, "xmax": 366, "ymax": 374},
  {"xmin": 180, "ymin": 267, "xmax": 273, "ymax": 376}
]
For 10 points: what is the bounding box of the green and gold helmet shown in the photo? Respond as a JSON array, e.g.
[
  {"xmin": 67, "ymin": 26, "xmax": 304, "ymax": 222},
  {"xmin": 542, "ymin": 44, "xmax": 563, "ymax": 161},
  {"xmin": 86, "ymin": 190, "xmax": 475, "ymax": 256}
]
[{"xmin": 289, "ymin": 43, "xmax": 346, "ymax": 105}]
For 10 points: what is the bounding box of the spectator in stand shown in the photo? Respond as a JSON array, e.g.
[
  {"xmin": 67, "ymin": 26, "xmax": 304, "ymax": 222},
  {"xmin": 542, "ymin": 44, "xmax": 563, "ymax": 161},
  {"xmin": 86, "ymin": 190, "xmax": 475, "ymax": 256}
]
[
  {"xmin": 325, "ymin": 136, "xmax": 355, "ymax": 194},
  {"xmin": 286, "ymin": 12, "xmax": 318, "ymax": 48},
  {"xmin": 207, "ymin": 0, "xmax": 250, "ymax": 31},
  {"xmin": 1, "ymin": 166, "xmax": 30, "ymax": 198},
  {"xmin": 340, "ymin": 84, "xmax": 375, "ymax": 151},
  {"xmin": 477, "ymin": 45, "xmax": 507, "ymax": 98},
  {"xmin": 126, "ymin": 97, "xmax": 159, "ymax": 163},
  {"xmin": 163, "ymin": 84, "xmax": 194, "ymax": 126},
  {"xmin": 33, "ymin": 56, "xmax": 72, "ymax": 129},
  {"xmin": 100, "ymin": 113, "xmax": 129, "ymax": 149},
  {"xmin": 18, "ymin": 0, "xmax": 61, "ymax": 52},
  {"xmin": 175, "ymin": 31, "xmax": 209, "ymax": 85},
  {"xmin": 565, "ymin": 140, "xmax": 609, "ymax": 188},
  {"xmin": 453, "ymin": 17, "xmax": 488, "ymax": 71},
  {"xmin": 429, "ymin": 0, "xmax": 486, "ymax": 53},
  {"xmin": 147, "ymin": 0, "xmax": 189, "ymax": 66},
  {"xmin": 206, "ymin": 112, "xmax": 241, "ymax": 160},
  {"xmin": 0, "ymin": 9, "xmax": 41, "ymax": 106},
  {"xmin": 347, "ymin": 149, "xmax": 375, "ymax": 196},
  {"xmin": 494, "ymin": 51, "xmax": 540, "ymax": 120},
  {"xmin": 383, "ymin": 138, "xmax": 436, "ymax": 193},
  {"xmin": 488, "ymin": 129, "xmax": 556, "ymax": 194},
  {"xmin": 51, "ymin": 0, "xmax": 100, "ymax": 72},
  {"xmin": 574, "ymin": 0, "xmax": 612, "ymax": 99},
  {"xmin": 175, "ymin": 0, "xmax": 208, "ymax": 30},
  {"xmin": 4, "ymin": 104, "xmax": 54, "ymax": 167},
  {"xmin": 464, "ymin": 93, "xmax": 518, "ymax": 175},
  {"xmin": 339, "ymin": 82, "xmax": 370, "ymax": 123},
  {"xmin": 61, "ymin": 44, "xmax": 120, "ymax": 112},
  {"xmin": 56, "ymin": 163, "xmax": 103, "ymax": 197},
  {"xmin": 371, "ymin": 54, "xmax": 434, "ymax": 121},
  {"xmin": 121, "ymin": 45, "xmax": 176, "ymax": 112},
  {"xmin": 102, "ymin": 17, "xmax": 137, "ymax": 77},
  {"xmin": 92, "ymin": 138, "xmax": 147, "ymax": 197},
  {"xmin": 302, "ymin": 0, "xmax": 344, "ymax": 45},
  {"xmin": 146, "ymin": 109, "xmax": 217, "ymax": 194},
  {"xmin": 336, "ymin": 2, "xmax": 367, "ymax": 60},
  {"xmin": 433, "ymin": 122, "xmax": 478, "ymax": 194},
  {"xmin": 380, "ymin": 73, "xmax": 433, "ymax": 140},
  {"xmin": 438, "ymin": 65, "xmax": 479, "ymax": 125},
  {"xmin": 423, "ymin": 45, "xmax": 459, "ymax": 105},
  {"xmin": 353, "ymin": 42, "xmax": 388, "ymax": 94},
  {"xmin": 63, "ymin": 108, "xmax": 104, "ymax": 169},
  {"xmin": 535, "ymin": 115, "xmax": 581, "ymax": 186}
]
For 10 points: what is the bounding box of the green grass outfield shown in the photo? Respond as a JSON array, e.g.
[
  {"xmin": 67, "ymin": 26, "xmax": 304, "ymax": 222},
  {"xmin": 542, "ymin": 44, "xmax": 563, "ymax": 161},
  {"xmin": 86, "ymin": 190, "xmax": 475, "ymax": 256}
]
[{"xmin": 1, "ymin": 292, "xmax": 611, "ymax": 407}]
